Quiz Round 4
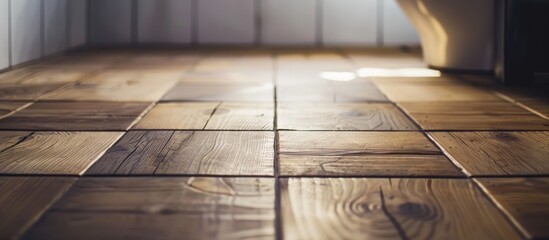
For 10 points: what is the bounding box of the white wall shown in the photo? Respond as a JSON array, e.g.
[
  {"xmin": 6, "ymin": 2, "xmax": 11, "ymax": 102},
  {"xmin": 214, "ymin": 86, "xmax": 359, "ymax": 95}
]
[
  {"xmin": 322, "ymin": 0, "xmax": 378, "ymax": 46},
  {"xmin": 90, "ymin": 0, "xmax": 132, "ymax": 44},
  {"xmin": 0, "ymin": 0, "xmax": 87, "ymax": 71},
  {"xmin": 69, "ymin": 0, "xmax": 87, "ymax": 48},
  {"xmin": 44, "ymin": 0, "xmax": 67, "ymax": 55},
  {"xmin": 383, "ymin": 0, "xmax": 419, "ymax": 45},
  {"xmin": 198, "ymin": 0, "xmax": 255, "ymax": 44},
  {"xmin": 0, "ymin": 0, "xmax": 419, "ymax": 70},
  {"xmin": 88, "ymin": 0, "xmax": 419, "ymax": 47},
  {"xmin": 0, "ymin": 0, "xmax": 9, "ymax": 70},
  {"xmin": 261, "ymin": 0, "xmax": 317, "ymax": 45},
  {"xmin": 138, "ymin": 0, "xmax": 192, "ymax": 44},
  {"xmin": 11, "ymin": 0, "xmax": 42, "ymax": 65}
]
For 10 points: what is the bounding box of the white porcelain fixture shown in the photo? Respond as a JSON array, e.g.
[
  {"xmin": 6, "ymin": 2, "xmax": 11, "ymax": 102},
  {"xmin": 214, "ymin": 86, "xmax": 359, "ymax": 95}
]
[{"xmin": 396, "ymin": 0, "xmax": 495, "ymax": 71}]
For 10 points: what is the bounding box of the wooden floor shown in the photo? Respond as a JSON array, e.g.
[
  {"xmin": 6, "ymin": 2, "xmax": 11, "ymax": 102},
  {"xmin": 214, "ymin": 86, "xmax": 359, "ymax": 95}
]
[{"xmin": 0, "ymin": 48, "xmax": 548, "ymax": 240}]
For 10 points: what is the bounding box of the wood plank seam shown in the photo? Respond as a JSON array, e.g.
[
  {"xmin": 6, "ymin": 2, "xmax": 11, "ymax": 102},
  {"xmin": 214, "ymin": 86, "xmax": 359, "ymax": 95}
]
[
  {"xmin": 472, "ymin": 178, "xmax": 530, "ymax": 239},
  {"xmin": 391, "ymin": 101, "xmax": 468, "ymax": 176},
  {"xmin": 0, "ymin": 102, "xmax": 34, "ymax": 120}
]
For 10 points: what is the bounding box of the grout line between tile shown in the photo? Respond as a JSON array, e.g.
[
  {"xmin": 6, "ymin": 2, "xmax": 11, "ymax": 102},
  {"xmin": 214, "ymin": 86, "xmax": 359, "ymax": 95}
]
[
  {"xmin": 272, "ymin": 51, "xmax": 283, "ymax": 240},
  {"xmin": 390, "ymin": 101, "xmax": 470, "ymax": 177}
]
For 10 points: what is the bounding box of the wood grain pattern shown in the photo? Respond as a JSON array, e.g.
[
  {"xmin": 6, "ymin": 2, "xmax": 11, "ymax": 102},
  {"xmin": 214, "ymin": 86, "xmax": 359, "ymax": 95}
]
[
  {"xmin": 0, "ymin": 83, "xmax": 66, "ymax": 100},
  {"xmin": 205, "ymin": 103, "xmax": 274, "ymax": 130},
  {"xmin": 282, "ymin": 178, "xmax": 521, "ymax": 240},
  {"xmin": 134, "ymin": 102, "xmax": 218, "ymax": 130},
  {"xmin": 162, "ymin": 82, "xmax": 274, "ymax": 102},
  {"xmin": 0, "ymin": 131, "xmax": 32, "ymax": 150},
  {"xmin": 180, "ymin": 71, "xmax": 272, "ymax": 84},
  {"xmin": 0, "ymin": 131, "xmax": 123, "ymax": 175},
  {"xmin": 400, "ymin": 101, "xmax": 549, "ymax": 130},
  {"xmin": 0, "ymin": 101, "xmax": 31, "ymax": 118},
  {"xmin": 429, "ymin": 131, "xmax": 549, "ymax": 176},
  {"xmin": 113, "ymin": 56, "xmax": 197, "ymax": 70},
  {"xmin": 277, "ymin": 103, "xmax": 417, "ymax": 130},
  {"xmin": 476, "ymin": 177, "xmax": 549, "ymax": 239},
  {"xmin": 0, "ymin": 68, "xmax": 91, "ymax": 84},
  {"xmin": 335, "ymin": 81, "xmax": 389, "ymax": 102},
  {"xmin": 32, "ymin": 53, "xmax": 129, "ymax": 70},
  {"xmin": 25, "ymin": 177, "xmax": 275, "ymax": 240},
  {"xmin": 375, "ymin": 82, "xmax": 501, "ymax": 102},
  {"xmin": 0, "ymin": 177, "xmax": 76, "ymax": 240},
  {"xmin": 134, "ymin": 102, "xmax": 274, "ymax": 130},
  {"xmin": 279, "ymin": 131, "xmax": 461, "ymax": 176},
  {"xmin": 87, "ymin": 131, "xmax": 274, "ymax": 176},
  {"xmin": 46, "ymin": 71, "xmax": 180, "ymax": 102},
  {"xmin": 276, "ymin": 75, "xmax": 388, "ymax": 102},
  {"xmin": 0, "ymin": 102, "xmax": 151, "ymax": 131}
]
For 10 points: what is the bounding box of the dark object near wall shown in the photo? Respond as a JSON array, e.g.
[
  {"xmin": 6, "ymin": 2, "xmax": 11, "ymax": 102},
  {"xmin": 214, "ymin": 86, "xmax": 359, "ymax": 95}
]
[{"xmin": 501, "ymin": 0, "xmax": 549, "ymax": 85}]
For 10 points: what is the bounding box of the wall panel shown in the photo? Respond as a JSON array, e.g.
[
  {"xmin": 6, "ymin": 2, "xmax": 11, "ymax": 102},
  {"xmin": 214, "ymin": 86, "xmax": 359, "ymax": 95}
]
[
  {"xmin": 69, "ymin": 0, "xmax": 87, "ymax": 48},
  {"xmin": 138, "ymin": 0, "xmax": 192, "ymax": 44},
  {"xmin": 11, "ymin": 0, "xmax": 42, "ymax": 65},
  {"xmin": 90, "ymin": 0, "xmax": 132, "ymax": 44},
  {"xmin": 0, "ymin": 0, "xmax": 9, "ymax": 70},
  {"xmin": 383, "ymin": 0, "xmax": 420, "ymax": 45},
  {"xmin": 198, "ymin": 0, "xmax": 255, "ymax": 44},
  {"xmin": 261, "ymin": 0, "xmax": 317, "ymax": 45},
  {"xmin": 44, "ymin": 0, "xmax": 67, "ymax": 55},
  {"xmin": 322, "ymin": 0, "xmax": 377, "ymax": 46}
]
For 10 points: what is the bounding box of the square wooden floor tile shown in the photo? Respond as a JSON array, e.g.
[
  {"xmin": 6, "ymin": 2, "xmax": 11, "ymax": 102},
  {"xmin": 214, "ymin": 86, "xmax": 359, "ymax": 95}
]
[
  {"xmin": 46, "ymin": 71, "xmax": 180, "ymax": 102},
  {"xmin": 429, "ymin": 131, "xmax": 549, "ymax": 176},
  {"xmin": 180, "ymin": 71, "xmax": 272, "ymax": 84},
  {"xmin": 476, "ymin": 177, "xmax": 549, "ymax": 239},
  {"xmin": 519, "ymin": 99, "xmax": 549, "ymax": 119},
  {"xmin": 113, "ymin": 56, "xmax": 197, "ymax": 70},
  {"xmin": 194, "ymin": 55, "xmax": 272, "ymax": 72},
  {"xmin": 0, "ymin": 83, "xmax": 66, "ymax": 101},
  {"xmin": 0, "ymin": 177, "xmax": 76, "ymax": 240},
  {"xmin": 277, "ymin": 84, "xmax": 335, "ymax": 102},
  {"xmin": 0, "ymin": 101, "xmax": 31, "ymax": 118},
  {"xmin": 279, "ymin": 131, "xmax": 461, "ymax": 176},
  {"xmin": 277, "ymin": 103, "xmax": 417, "ymax": 130},
  {"xmin": 276, "ymin": 51, "xmax": 353, "ymax": 72},
  {"xmin": 276, "ymin": 71, "xmax": 331, "ymax": 86},
  {"xmin": 0, "ymin": 67, "xmax": 90, "ymax": 85},
  {"xmin": 0, "ymin": 131, "xmax": 123, "ymax": 175},
  {"xmin": 31, "ymin": 54, "xmax": 127, "ymax": 70},
  {"xmin": 205, "ymin": 102, "xmax": 274, "ymax": 130},
  {"xmin": 133, "ymin": 102, "xmax": 218, "ymax": 130},
  {"xmin": 0, "ymin": 102, "xmax": 151, "ymax": 131},
  {"xmin": 162, "ymin": 82, "xmax": 274, "ymax": 102},
  {"xmin": 375, "ymin": 82, "xmax": 501, "ymax": 102},
  {"xmin": 134, "ymin": 102, "xmax": 274, "ymax": 130},
  {"xmin": 344, "ymin": 48, "xmax": 426, "ymax": 68},
  {"xmin": 282, "ymin": 178, "xmax": 520, "ymax": 240},
  {"xmin": 87, "ymin": 131, "xmax": 274, "ymax": 176},
  {"xmin": 25, "ymin": 177, "xmax": 275, "ymax": 240},
  {"xmin": 496, "ymin": 86, "xmax": 549, "ymax": 101},
  {"xmin": 400, "ymin": 101, "xmax": 549, "ymax": 130},
  {"xmin": 334, "ymin": 81, "xmax": 389, "ymax": 102}
]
